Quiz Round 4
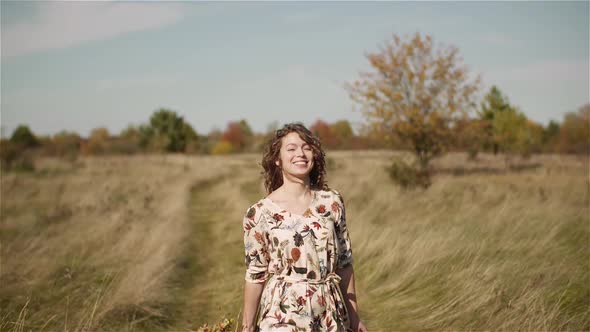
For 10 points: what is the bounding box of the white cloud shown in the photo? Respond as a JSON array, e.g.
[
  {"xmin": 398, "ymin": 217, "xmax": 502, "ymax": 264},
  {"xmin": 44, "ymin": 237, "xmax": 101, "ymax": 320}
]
[{"xmin": 2, "ymin": 2, "xmax": 187, "ymax": 58}]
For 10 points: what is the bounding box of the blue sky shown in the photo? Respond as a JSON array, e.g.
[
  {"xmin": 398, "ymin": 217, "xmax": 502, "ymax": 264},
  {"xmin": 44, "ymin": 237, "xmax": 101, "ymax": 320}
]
[{"xmin": 1, "ymin": 1, "xmax": 588, "ymax": 138}]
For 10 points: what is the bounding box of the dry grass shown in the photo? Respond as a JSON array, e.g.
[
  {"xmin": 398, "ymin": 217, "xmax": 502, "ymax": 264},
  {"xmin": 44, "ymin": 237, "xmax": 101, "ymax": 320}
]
[
  {"xmin": 1, "ymin": 154, "xmax": 235, "ymax": 331},
  {"xmin": 1, "ymin": 151, "xmax": 588, "ymax": 331},
  {"xmin": 329, "ymin": 151, "xmax": 589, "ymax": 330}
]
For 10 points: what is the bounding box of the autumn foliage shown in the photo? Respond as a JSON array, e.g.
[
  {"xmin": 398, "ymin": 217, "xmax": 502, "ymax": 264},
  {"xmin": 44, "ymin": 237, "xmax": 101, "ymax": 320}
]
[
  {"xmin": 347, "ymin": 32, "xmax": 481, "ymax": 184},
  {"xmin": 310, "ymin": 120, "xmax": 339, "ymax": 149},
  {"xmin": 554, "ymin": 104, "xmax": 590, "ymax": 154},
  {"xmin": 2, "ymin": 56, "xmax": 588, "ymax": 164}
]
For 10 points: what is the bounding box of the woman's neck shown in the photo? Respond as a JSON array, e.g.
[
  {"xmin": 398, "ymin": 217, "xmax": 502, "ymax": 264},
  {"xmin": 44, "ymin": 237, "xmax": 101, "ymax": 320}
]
[{"xmin": 278, "ymin": 175, "xmax": 312, "ymax": 199}]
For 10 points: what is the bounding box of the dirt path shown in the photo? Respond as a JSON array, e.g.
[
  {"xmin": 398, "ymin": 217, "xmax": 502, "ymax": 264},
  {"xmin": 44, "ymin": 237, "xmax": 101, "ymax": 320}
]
[{"xmin": 162, "ymin": 162, "xmax": 262, "ymax": 331}]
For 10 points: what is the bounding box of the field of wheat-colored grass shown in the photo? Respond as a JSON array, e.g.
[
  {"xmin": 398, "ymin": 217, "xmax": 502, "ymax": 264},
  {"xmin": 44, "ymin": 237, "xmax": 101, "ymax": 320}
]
[{"xmin": 1, "ymin": 151, "xmax": 588, "ymax": 331}]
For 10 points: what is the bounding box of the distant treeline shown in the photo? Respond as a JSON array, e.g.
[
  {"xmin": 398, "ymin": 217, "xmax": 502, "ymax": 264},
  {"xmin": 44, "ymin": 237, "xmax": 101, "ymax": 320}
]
[
  {"xmin": 1, "ymin": 94, "xmax": 589, "ymax": 171},
  {"xmin": 3, "ymin": 31, "xmax": 589, "ymax": 175}
]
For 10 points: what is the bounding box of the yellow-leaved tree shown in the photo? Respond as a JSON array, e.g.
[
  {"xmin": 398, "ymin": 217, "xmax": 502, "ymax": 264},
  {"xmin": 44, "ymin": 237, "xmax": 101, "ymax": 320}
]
[{"xmin": 346, "ymin": 32, "xmax": 481, "ymax": 186}]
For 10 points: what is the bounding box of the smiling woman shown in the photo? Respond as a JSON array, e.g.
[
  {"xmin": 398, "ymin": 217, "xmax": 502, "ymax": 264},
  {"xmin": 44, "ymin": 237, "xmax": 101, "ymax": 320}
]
[{"xmin": 241, "ymin": 123, "xmax": 368, "ymax": 332}]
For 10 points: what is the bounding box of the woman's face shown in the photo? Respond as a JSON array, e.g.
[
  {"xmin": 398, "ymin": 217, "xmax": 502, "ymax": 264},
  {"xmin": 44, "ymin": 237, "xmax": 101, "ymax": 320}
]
[{"xmin": 276, "ymin": 132, "xmax": 315, "ymax": 179}]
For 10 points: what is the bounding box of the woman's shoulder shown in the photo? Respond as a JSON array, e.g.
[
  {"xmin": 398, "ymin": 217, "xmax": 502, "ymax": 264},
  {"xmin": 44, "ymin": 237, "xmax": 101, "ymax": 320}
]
[
  {"xmin": 316, "ymin": 187, "xmax": 343, "ymax": 197},
  {"xmin": 315, "ymin": 188, "xmax": 344, "ymax": 204},
  {"xmin": 243, "ymin": 197, "xmax": 273, "ymax": 220}
]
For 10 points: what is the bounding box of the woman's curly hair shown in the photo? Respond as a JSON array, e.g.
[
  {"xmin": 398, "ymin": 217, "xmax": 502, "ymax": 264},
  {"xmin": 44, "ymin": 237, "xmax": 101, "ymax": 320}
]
[{"xmin": 261, "ymin": 122, "xmax": 329, "ymax": 194}]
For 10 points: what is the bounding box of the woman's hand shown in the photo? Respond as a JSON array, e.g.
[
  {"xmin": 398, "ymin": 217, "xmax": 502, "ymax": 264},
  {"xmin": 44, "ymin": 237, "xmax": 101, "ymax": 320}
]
[
  {"xmin": 349, "ymin": 318, "xmax": 368, "ymax": 332},
  {"xmin": 356, "ymin": 320, "xmax": 368, "ymax": 332},
  {"xmin": 241, "ymin": 325, "xmax": 254, "ymax": 332}
]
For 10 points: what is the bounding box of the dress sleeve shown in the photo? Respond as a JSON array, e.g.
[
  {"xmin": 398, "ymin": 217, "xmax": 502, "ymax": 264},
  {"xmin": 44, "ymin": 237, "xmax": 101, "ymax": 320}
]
[
  {"xmin": 333, "ymin": 190, "xmax": 354, "ymax": 270},
  {"xmin": 243, "ymin": 203, "xmax": 270, "ymax": 284}
]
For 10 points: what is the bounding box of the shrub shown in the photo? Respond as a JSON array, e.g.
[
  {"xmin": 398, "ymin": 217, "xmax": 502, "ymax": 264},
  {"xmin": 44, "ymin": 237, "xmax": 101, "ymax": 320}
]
[
  {"xmin": 109, "ymin": 137, "xmax": 141, "ymax": 155},
  {"xmin": 386, "ymin": 157, "xmax": 431, "ymax": 189},
  {"xmin": 52, "ymin": 131, "xmax": 81, "ymax": 159},
  {"xmin": 211, "ymin": 140, "xmax": 234, "ymax": 155},
  {"xmin": 0, "ymin": 140, "xmax": 35, "ymax": 172}
]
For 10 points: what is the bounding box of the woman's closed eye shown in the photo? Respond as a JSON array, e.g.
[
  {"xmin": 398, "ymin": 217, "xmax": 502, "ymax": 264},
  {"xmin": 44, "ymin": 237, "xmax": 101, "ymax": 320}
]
[{"xmin": 286, "ymin": 145, "xmax": 311, "ymax": 152}]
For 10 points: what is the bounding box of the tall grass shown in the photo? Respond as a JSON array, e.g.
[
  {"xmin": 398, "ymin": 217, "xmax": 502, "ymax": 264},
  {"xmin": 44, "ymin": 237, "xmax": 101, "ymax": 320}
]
[
  {"xmin": 1, "ymin": 154, "xmax": 234, "ymax": 331},
  {"xmin": 330, "ymin": 150, "xmax": 589, "ymax": 330},
  {"xmin": 1, "ymin": 151, "xmax": 588, "ymax": 331}
]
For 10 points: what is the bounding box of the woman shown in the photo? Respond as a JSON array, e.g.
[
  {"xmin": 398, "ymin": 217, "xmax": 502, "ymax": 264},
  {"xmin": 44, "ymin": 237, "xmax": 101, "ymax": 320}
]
[{"xmin": 241, "ymin": 123, "xmax": 368, "ymax": 332}]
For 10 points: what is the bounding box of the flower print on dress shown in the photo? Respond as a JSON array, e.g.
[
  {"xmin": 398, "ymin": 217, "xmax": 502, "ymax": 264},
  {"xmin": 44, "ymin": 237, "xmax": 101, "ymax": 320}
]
[
  {"xmin": 243, "ymin": 189, "xmax": 354, "ymax": 331},
  {"xmin": 293, "ymin": 232, "xmax": 304, "ymax": 246}
]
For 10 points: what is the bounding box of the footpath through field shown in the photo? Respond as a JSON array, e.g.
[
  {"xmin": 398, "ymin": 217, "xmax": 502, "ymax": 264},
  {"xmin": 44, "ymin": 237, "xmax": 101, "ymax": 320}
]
[{"xmin": 164, "ymin": 161, "xmax": 262, "ymax": 331}]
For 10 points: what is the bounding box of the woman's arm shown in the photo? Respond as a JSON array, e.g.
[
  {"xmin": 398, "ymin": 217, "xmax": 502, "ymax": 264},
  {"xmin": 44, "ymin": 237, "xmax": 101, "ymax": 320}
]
[
  {"xmin": 242, "ymin": 282, "xmax": 264, "ymax": 331},
  {"xmin": 337, "ymin": 265, "xmax": 361, "ymax": 329},
  {"xmin": 241, "ymin": 204, "xmax": 270, "ymax": 331},
  {"xmin": 333, "ymin": 190, "xmax": 367, "ymax": 331}
]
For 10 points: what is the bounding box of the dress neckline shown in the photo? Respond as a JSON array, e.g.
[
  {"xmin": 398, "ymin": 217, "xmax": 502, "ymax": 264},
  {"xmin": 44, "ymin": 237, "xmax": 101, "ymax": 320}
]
[{"xmin": 263, "ymin": 189, "xmax": 318, "ymax": 218}]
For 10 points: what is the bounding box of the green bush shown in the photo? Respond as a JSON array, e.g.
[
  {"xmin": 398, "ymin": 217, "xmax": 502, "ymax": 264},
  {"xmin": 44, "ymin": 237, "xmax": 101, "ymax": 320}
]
[
  {"xmin": 386, "ymin": 157, "xmax": 431, "ymax": 189},
  {"xmin": 0, "ymin": 140, "xmax": 35, "ymax": 172},
  {"xmin": 10, "ymin": 124, "xmax": 38, "ymax": 148}
]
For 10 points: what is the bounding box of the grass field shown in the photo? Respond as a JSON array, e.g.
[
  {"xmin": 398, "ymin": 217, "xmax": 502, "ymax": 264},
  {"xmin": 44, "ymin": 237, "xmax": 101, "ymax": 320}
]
[{"xmin": 1, "ymin": 151, "xmax": 588, "ymax": 331}]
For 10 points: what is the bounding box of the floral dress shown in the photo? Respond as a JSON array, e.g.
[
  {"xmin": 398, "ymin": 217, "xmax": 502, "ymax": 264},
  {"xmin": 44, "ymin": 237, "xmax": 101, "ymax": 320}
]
[{"xmin": 243, "ymin": 189, "xmax": 354, "ymax": 332}]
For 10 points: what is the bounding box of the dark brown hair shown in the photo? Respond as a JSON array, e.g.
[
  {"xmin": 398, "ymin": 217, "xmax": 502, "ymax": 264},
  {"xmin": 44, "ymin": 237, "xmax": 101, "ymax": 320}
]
[{"xmin": 261, "ymin": 122, "xmax": 329, "ymax": 194}]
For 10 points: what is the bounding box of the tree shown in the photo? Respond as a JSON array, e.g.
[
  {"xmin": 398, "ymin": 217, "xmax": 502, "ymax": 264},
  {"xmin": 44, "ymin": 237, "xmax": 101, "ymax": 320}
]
[
  {"xmin": 347, "ymin": 32, "xmax": 480, "ymax": 181},
  {"xmin": 556, "ymin": 103, "xmax": 590, "ymax": 154},
  {"xmin": 526, "ymin": 120, "xmax": 545, "ymax": 154},
  {"xmin": 120, "ymin": 125, "xmax": 141, "ymax": 141},
  {"xmin": 452, "ymin": 117, "xmax": 487, "ymax": 159},
  {"xmin": 199, "ymin": 128, "xmax": 223, "ymax": 155},
  {"xmin": 10, "ymin": 125, "xmax": 38, "ymax": 148},
  {"xmin": 221, "ymin": 120, "xmax": 253, "ymax": 152},
  {"xmin": 542, "ymin": 120, "xmax": 560, "ymax": 152},
  {"xmin": 476, "ymin": 86, "xmax": 544, "ymax": 158},
  {"xmin": 493, "ymin": 107, "xmax": 543, "ymax": 159},
  {"xmin": 138, "ymin": 124, "xmax": 155, "ymax": 150},
  {"xmin": 86, "ymin": 127, "xmax": 110, "ymax": 155},
  {"xmin": 239, "ymin": 119, "xmax": 254, "ymax": 137},
  {"xmin": 109, "ymin": 125, "xmax": 142, "ymax": 155},
  {"xmin": 182, "ymin": 122, "xmax": 200, "ymax": 153},
  {"xmin": 52, "ymin": 131, "xmax": 81, "ymax": 160},
  {"xmin": 357, "ymin": 121, "xmax": 402, "ymax": 150},
  {"xmin": 143, "ymin": 109, "xmax": 198, "ymax": 152},
  {"xmin": 330, "ymin": 120, "xmax": 354, "ymax": 148},
  {"xmin": 120, "ymin": 124, "xmax": 142, "ymax": 149},
  {"xmin": 310, "ymin": 119, "xmax": 339, "ymax": 149},
  {"xmin": 478, "ymin": 86, "xmax": 512, "ymax": 154}
]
